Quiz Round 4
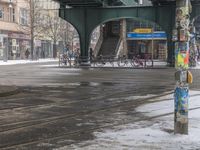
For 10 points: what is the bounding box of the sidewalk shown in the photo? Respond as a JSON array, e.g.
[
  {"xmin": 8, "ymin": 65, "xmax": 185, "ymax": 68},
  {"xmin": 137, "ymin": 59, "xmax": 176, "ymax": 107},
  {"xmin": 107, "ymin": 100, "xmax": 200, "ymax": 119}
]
[
  {"xmin": 0, "ymin": 58, "xmax": 58, "ymax": 66},
  {"xmin": 0, "ymin": 59, "xmax": 58, "ymax": 97}
]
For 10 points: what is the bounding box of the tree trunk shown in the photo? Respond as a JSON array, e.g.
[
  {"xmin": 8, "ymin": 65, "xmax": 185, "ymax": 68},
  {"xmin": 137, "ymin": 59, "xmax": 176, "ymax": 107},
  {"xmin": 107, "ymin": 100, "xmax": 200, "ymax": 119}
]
[
  {"xmin": 53, "ymin": 43, "xmax": 57, "ymax": 58},
  {"xmin": 31, "ymin": 35, "xmax": 34, "ymax": 60}
]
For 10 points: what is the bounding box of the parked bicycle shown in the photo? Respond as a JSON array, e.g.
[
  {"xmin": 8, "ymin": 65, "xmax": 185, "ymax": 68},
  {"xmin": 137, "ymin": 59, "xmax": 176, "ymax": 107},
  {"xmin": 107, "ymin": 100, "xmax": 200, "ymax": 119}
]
[
  {"xmin": 130, "ymin": 53, "xmax": 153, "ymax": 68},
  {"xmin": 92, "ymin": 55, "xmax": 115, "ymax": 67},
  {"xmin": 59, "ymin": 53, "xmax": 69, "ymax": 66},
  {"xmin": 117, "ymin": 55, "xmax": 129, "ymax": 67}
]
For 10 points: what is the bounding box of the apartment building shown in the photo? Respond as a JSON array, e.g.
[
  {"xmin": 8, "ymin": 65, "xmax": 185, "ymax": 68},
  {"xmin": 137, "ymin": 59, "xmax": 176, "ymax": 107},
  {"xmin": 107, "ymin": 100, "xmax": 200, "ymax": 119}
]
[{"xmin": 0, "ymin": 0, "xmax": 30, "ymax": 60}]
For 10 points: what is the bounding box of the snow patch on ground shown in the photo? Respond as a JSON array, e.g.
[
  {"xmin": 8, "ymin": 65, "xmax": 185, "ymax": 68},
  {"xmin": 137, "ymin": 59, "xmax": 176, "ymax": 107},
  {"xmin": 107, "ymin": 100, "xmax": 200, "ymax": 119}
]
[
  {"xmin": 55, "ymin": 90, "xmax": 200, "ymax": 150},
  {"xmin": 0, "ymin": 59, "xmax": 58, "ymax": 66}
]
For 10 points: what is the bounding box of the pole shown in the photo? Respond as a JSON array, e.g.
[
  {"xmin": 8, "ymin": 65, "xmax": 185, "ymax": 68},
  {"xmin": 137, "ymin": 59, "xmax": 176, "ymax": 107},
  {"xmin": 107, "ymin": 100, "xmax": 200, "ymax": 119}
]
[
  {"xmin": 151, "ymin": 27, "xmax": 154, "ymax": 60},
  {"xmin": 174, "ymin": 0, "xmax": 192, "ymax": 134}
]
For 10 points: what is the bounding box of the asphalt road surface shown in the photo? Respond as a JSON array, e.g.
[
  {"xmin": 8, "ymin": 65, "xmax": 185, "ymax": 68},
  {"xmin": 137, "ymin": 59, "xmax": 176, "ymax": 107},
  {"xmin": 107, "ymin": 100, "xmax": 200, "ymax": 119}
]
[{"xmin": 0, "ymin": 62, "xmax": 199, "ymax": 150}]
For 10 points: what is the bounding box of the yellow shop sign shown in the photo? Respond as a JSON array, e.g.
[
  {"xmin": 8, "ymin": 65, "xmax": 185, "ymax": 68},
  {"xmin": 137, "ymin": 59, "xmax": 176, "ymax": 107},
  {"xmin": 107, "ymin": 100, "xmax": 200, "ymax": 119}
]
[{"xmin": 133, "ymin": 28, "xmax": 152, "ymax": 33}]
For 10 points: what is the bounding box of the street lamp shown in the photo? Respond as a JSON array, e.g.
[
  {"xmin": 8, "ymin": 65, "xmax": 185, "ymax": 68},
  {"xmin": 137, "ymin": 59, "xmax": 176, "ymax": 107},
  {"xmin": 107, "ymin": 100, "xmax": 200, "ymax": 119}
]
[
  {"xmin": 8, "ymin": 0, "xmax": 13, "ymax": 22},
  {"xmin": 9, "ymin": 0, "xmax": 13, "ymax": 8}
]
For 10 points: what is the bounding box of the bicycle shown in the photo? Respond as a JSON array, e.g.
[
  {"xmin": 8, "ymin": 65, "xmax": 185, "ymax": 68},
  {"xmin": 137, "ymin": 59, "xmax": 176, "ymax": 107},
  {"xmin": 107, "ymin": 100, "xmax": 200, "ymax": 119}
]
[
  {"xmin": 95, "ymin": 55, "xmax": 106, "ymax": 67},
  {"xmin": 130, "ymin": 54, "xmax": 153, "ymax": 68},
  {"xmin": 117, "ymin": 55, "xmax": 129, "ymax": 67},
  {"xmin": 130, "ymin": 55, "xmax": 144, "ymax": 68},
  {"xmin": 73, "ymin": 55, "xmax": 80, "ymax": 67},
  {"xmin": 108, "ymin": 55, "xmax": 115, "ymax": 67},
  {"xmin": 144, "ymin": 53, "xmax": 153, "ymax": 68},
  {"xmin": 59, "ymin": 53, "xmax": 69, "ymax": 66}
]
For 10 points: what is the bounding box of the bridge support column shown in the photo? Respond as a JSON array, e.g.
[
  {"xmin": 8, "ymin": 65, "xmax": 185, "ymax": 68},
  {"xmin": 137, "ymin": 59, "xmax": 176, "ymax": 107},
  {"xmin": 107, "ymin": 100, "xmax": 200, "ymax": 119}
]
[
  {"xmin": 121, "ymin": 19, "xmax": 128, "ymax": 57},
  {"xmin": 78, "ymin": 9, "xmax": 91, "ymax": 66},
  {"xmin": 59, "ymin": 7, "xmax": 92, "ymax": 66}
]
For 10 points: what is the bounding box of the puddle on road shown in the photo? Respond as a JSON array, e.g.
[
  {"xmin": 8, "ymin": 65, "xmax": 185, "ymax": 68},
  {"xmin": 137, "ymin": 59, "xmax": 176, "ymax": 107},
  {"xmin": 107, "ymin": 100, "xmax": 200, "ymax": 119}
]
[{"xmin": 67, "ymin": 82, "xmax": 116, "ymax": 87}]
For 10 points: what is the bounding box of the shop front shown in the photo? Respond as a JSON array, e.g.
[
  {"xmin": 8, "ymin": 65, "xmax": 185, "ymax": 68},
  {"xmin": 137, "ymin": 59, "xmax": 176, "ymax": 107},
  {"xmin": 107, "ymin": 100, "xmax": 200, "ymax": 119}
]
[
  {"xmin": 0, "ymin": 34, "xmax": 8, "ymax": 61},
  {"xmin": 8, "ymin": 33, "xmax": 30, "ymax": 60},
  {"xmin": 127, "ymin": 31, "xmax": 167, "ymax": 60},
  {"xmin": 41, "ymin": 40, "xmax": 52, "ymax": 58}
]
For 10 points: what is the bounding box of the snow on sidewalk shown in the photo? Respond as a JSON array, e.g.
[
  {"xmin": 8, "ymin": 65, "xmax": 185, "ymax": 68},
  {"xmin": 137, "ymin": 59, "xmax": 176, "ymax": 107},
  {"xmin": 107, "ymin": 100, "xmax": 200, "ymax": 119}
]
[
  {"xmin": 56, "ymin": 90, "xmax": 200, "ymax": 150},
  {"xmin": 0, "ymin": 59, "xmax": 58, "ymax": 66}
]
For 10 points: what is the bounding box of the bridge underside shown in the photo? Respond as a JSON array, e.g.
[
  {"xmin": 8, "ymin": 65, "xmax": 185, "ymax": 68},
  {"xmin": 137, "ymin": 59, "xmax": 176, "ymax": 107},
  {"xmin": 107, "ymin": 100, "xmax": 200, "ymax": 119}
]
[{"xmin": 56, "ymin": 0, "xmax": 200, "ymax": 63}]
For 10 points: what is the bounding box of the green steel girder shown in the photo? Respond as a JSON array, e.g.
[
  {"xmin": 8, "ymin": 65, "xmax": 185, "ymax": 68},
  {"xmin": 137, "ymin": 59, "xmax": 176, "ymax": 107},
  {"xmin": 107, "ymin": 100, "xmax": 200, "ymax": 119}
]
[
  {"xmin": 59, "ymin": 4, "xmax": 200, "ymax": 62},
  {"xmin": 59, "ymin": 5, "xmax": 175, "ymax": 59}
]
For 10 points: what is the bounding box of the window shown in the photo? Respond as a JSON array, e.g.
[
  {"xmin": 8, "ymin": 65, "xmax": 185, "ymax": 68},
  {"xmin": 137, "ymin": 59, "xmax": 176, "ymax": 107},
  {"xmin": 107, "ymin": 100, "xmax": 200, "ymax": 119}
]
[
  {"xmin": 6, "ymin": 7, "xmax": 15, "ymax": 22},
  {"xmin": 20, "ymin": 8, "xmax": 28, "ymax": 25},
  {"xmin": 0, "ymin": 9, "xmax": 2, "ymax": 18},
  {"xmin": 0, "ymin": 7, "xmax": 4, "ymax": 20},
  {"xmin": 12, "ymin": 8, "xmax": 15, "ymax": 22}
]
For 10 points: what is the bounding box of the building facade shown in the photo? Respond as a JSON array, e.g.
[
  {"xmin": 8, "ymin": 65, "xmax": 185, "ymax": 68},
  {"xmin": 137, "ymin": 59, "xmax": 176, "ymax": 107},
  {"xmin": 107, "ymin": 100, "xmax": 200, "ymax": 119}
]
[{"xmin": 0, "ymin": 0, "xmax": 30, "ymax": 60}]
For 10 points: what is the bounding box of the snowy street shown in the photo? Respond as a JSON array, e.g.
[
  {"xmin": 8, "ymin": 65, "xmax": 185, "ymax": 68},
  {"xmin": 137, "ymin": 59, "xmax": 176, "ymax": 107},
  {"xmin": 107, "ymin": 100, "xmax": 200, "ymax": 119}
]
[
  {"xmin": 63, "ymin": 91, "xmax": 200, "ymax": 150},
  {"xmin": 0, "ymin": 61, "xmax": 199, "ymax": 149}
]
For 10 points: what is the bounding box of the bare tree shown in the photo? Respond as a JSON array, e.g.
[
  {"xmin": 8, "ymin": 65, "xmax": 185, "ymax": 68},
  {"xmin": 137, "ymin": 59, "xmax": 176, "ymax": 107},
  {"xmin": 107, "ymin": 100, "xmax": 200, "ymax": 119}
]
[
  {"xmin": 42, "ymin": 11, "xmax": 63, "ymax": 58},
  {"xmin": 43, "ymin": 12, "xmax": 79, "ymax": 57},
  {"xmin": 60, "ymin": 21, "xmax": 79, "ymax": 51},
  {"xmin": 18, "ymin": 0, "xmax": 43, "ymax": 60}
]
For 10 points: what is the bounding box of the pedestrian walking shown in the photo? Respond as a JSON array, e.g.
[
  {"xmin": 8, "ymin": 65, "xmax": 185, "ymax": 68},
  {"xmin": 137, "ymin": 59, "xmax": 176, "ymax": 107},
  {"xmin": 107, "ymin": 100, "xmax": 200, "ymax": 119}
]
[{"xmin": 25, "ymin": 49, "xmax": 30, "ymax": 59}]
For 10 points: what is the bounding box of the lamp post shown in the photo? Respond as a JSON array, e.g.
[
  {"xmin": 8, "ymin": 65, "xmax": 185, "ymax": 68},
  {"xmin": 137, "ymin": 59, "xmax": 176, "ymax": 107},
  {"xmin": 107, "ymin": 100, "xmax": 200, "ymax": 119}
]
[
  {"xmin": 151, "ymin": 27, "xmax": 154, "ymax": 60},
  {"xmin": 9, "ymin": 0, "xmax": 13, "ymax": 22}
]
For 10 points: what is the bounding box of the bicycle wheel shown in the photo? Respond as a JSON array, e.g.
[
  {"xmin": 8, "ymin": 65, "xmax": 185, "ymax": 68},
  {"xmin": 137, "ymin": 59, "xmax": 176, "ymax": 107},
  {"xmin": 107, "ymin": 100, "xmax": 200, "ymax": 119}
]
[
  {"xmin": 131, "ymin": 58, "xmax": 141, "ymax": 67},
  {"xmin": 117, "ymin": 57, "xmax": 126, "ymax": 67},
  {"xmin": 145, "ymin": 59, "xmax": 153, "ymax": 68},
  {"xmin": 109, "ymin": 58, "xmax": 114, "ymax": 67},
  {"xmin": 96, "ymin": 60, "xmax": 105, "ymax": 67}
]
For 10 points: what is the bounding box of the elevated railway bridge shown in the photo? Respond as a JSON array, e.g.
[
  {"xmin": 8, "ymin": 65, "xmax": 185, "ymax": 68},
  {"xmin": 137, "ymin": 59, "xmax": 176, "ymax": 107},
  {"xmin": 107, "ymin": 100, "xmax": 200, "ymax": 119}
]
[{"xmin": 54, "ymin": 0, "xmax": 200, "ymax": 64}]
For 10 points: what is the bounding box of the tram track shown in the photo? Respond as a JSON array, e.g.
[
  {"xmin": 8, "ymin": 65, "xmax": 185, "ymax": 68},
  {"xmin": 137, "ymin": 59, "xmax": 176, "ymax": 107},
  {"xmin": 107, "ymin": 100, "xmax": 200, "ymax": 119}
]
[
  {"xmin": 0, "ymin": 85, "xmax": 173, "ymax": 112},
  {"xmin": 0, "ymin": 84, "xmax": 170, "ymax": 112},
  {"xmin": 1, "ymin": 90, "xmax": 199, "ymax": 133},
  {"xmin": 2, "ymin": 90, "xmax": 199, "ymax": 134},
  {"xmin": 1, "ymin": 104, "xmax": 200, "ymax": 150},
  {"xmin": 0, "ymin": 91, "xmax": 173, "ymax": 133}
]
